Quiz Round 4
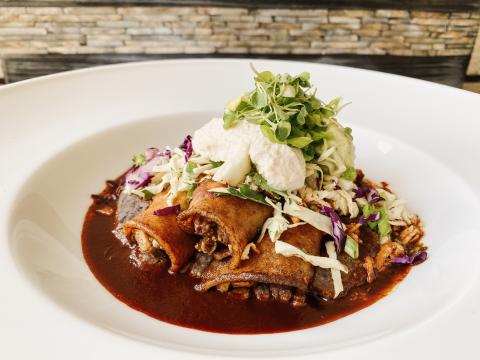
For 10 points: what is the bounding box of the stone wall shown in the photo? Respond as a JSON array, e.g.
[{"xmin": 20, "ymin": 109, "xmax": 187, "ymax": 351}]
[
  {"xmin": 0, "ymin": 6, "xmax": 479, "ymax": 57},
  {"xmin": 467, "ymin": 30, "xmax": 480, "ymax": 75}
]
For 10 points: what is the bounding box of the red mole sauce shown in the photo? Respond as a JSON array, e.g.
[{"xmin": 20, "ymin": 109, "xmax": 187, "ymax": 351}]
[{"xmin": 82, "ymin": 181, "xmax": 410, "ymax": 334}]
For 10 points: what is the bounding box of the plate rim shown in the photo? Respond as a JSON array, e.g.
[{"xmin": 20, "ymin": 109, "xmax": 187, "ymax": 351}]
[{"xmin": 1, "ymin": 58, "xmax": 480, "ymax": 360}]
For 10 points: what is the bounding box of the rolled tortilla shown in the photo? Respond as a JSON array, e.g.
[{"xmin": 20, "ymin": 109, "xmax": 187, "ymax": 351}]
[
  {"xmin": 124, "ymin": 192, "xmax": 196, "ymax": 273},
  {"xmin": 177, "ymin": 180, "xmax": 273, "ymax": 269},
  {"xmin": 194, "ymin": 224, "xmax": 322, "ymax": 305}
]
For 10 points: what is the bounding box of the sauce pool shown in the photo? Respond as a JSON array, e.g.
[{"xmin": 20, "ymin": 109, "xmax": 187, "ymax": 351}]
[{"xmin": 82, "ymin": 182, "xmax": 410, "ymax": 334}]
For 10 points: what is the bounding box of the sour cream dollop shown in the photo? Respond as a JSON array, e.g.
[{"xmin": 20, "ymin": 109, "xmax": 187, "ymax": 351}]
[{"xmin": 192, "ymin": 118, "xmax": 306, "ymax": 191}]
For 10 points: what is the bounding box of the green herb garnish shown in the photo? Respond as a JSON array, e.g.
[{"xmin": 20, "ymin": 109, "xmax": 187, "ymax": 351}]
[
  {"xmin": 187, "ymin": 183, "xmax": 197, "ymax": 200},
  {"xmin": 251, "ymin": 171, "xmax": 278, "ymax": 194},
  {"xmin": 142, "ymin": 189, "xmax": 155, "ymax": 201},
  {"xmin": 132, "ymin": 153, "xmax": 146, "ymax": 166},
  {"xmin": 223, "ymin": 65, "xmax": 344, "ymax": 162},
  {"xmin": 361, "ymin": 204, "xmax": 391, "ymax": 236},
  {"xmin": 210, "ymin": 160, "xmax": 224, "ymax": 168},
  {"xmin": 185, "ymin": 161, "xmax": 195, "ymax": 175},
  {"xmin": 377, "ymin": 208, "xmax": 392, "ymax": 237},
  {"xmin": 213, "ymin": 184, "xmax": 268, "ymax": 205},
  {"xmin": 341, "ymin": 166, "xmax": 357, "ymax": 181},
  {"xmin": 344, "ymin": 235, "xmax": 359, "ymax": 259}
]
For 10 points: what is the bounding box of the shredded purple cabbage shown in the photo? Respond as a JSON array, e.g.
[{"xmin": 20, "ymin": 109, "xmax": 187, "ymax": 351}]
[
  {"xmin": 160, "ymin": 149, "xmax": 172, "ymax": 158},
  {"xmin": 124, "ymin": 145, "xmax": 175, "ymax": 191},
  {"xmin": 153, "ymin": 204, "xmax": 181, "ymax": 216},
  {"xmin": 144, "ymin": 147, "xmax": 160, "ymax": 161},
  {"xmin": 179, "ymin": 135, "xmax": 193, "ymax": 162},
  {"xmin": 366, "ymin": 188, "xmax": 382, "ymax": 204},
  {"xmin": 357, "ymin": 212, "xmax": 380, "ymax": 224},
  {"xmin": 137, "ymin": 170, "xmax": 153, "ymax": 189},
  {"xmin": 353, "ymin": 185, "xmax": 369, "ymax": 200},
  {"xmin": 122, "ymin": 143, "xmax": 180, "ymax": 194},
  {"xmin": 391, "ymin": 251, "xmax": 427, "ymax": 266},
  {"xmin": 354, "ymin": 185, "xmax": 382, "ymax": 204},
  {"xmin": 147, "ymin": 146, "xmax": 173, "ymax": 160},
  {"xmin": 124, "ymin": 167, "xmax": 153, "ymax": 191},
  {"xmin": 321, "ymin": 206, "xmax": 346, "ymax": 254}
]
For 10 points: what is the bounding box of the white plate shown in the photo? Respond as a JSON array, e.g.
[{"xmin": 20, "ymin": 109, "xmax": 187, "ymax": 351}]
[{"xmin": 1, "ymin": 59, "xmax": 480, "ymax": 360}]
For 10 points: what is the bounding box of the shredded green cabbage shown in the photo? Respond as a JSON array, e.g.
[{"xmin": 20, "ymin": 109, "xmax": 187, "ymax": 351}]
[{"xmin": 275, "ymin": 240, "xmax": 348, "ymax": 273}]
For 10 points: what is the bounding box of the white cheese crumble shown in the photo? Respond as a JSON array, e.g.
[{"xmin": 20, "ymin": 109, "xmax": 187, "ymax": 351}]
[{"xmin": 192, "ymin": 117, "xmax": 306, "ymax": 191}]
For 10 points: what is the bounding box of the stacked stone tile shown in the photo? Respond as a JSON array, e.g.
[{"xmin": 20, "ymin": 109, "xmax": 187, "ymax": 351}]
[
  {"xmin": 467, "ymin": 28, "xmax": 480, "ymax": 75},
  {"xmin": 0, "ymin": 6, "xmax": 479, "ymax": 57}
]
